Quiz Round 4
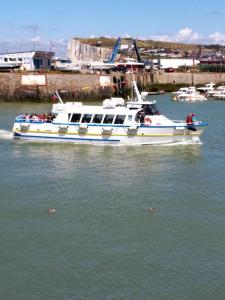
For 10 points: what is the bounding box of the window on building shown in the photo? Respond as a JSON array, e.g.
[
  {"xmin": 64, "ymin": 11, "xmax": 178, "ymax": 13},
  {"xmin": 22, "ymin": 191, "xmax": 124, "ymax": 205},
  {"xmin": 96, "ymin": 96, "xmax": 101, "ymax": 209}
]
[
  {"xmin": 71, "ymin": 113, "xmax": 81, "ymax": 123},
  {"xmin": 81, "ymin": 114, "xmax": 92, "ymax": 123},
  {"xmin": 114, "ymin": 115, "xmax": 126, "ymax": 124},
  {"xmin": 34, "ymin": 58, "xmax": 43, "ymax": 69},
  {"xmin": 103, "ymin": 114, "xmax": 114, "ymax": 124},
  {"xmin": 92, "ymin": 114, "xmax": 103, "ymax": 123}
]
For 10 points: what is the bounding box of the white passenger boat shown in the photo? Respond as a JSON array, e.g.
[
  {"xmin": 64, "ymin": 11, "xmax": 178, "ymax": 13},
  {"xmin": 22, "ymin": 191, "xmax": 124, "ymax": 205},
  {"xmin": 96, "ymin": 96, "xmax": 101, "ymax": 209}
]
[{"xmin": 12, "ymin": 81, "xmax": 207, "ymax": 145}]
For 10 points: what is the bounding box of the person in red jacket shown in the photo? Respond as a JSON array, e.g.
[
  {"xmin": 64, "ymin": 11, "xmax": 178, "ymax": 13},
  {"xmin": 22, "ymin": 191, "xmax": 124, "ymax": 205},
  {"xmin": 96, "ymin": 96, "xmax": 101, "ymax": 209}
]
[{"xmin": 186, "ymin": 113, "xmax": 197, "ymax": 131}]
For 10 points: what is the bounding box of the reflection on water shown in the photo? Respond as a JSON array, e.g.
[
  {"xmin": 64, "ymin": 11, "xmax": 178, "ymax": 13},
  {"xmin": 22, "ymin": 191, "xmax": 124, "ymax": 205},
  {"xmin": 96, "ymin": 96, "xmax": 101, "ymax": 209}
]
[{"xmin": 9, "ymin": 140, "xmax": 203, "ymax": 181}]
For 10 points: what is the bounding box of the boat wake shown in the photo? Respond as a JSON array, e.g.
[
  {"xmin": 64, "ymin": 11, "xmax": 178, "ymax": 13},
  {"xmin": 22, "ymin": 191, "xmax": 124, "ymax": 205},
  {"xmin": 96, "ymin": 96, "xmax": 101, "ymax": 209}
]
[
  {"xmin": 0, "ymin": 129, "xmax": 13, "ymax": 140},
  {"xmin": 157, "ymin": 139, "xmax": 203, "ymax": 147}
]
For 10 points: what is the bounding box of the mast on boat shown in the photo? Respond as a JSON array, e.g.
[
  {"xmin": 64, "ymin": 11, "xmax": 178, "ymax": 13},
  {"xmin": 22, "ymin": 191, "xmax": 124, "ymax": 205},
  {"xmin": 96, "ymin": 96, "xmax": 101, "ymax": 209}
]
[
  {"xmin": 55, "ymin": 91, "xmax": 64, "ymax": 104},
  {"xmin": 131, "ymin": 71, "xmax": 143, "ymax": 102}
]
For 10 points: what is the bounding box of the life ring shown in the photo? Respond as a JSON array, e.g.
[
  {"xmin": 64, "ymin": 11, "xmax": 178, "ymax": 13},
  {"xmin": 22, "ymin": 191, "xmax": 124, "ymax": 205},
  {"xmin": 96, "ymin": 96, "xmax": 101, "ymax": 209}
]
[{"xmin": 144, "ymin": 117, "xmax": 152, "ymax": 125}]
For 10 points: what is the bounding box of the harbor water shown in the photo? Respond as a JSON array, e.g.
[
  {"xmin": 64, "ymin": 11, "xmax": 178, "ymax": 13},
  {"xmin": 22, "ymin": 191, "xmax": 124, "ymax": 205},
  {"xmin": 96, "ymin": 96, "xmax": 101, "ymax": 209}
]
[{"xmin": 0, "ymin": 96, "xmax": 225, "ymax": 300}]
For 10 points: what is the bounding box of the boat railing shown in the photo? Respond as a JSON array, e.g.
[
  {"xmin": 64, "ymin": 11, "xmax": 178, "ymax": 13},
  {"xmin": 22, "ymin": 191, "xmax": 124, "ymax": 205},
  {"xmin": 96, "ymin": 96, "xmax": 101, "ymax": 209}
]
[{"xmin": 15, "ymin": 113, "xmax": 54, "ymax": 123}]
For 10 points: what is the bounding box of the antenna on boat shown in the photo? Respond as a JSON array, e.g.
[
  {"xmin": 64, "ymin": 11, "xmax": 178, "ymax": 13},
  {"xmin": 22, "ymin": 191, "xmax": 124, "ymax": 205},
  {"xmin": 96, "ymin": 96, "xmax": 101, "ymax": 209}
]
[{"xmin": 55, "ymin": 91, "xmax": 64, "ymax": 104}]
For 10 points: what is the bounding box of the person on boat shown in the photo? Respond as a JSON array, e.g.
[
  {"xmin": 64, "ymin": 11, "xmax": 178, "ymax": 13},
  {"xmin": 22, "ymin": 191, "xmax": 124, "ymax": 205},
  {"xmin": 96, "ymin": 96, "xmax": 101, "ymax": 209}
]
[
  {"xmin": 25, "ymin": 113, "xmax": 30, "ymax": 121},
  {"xmin": 135, "ymin": 110, "xmax": 145, "ymax": 123},
  {"xmin": 186, "ymin": 113, "xmax": 196, "ymax": 124},
  {"xmin": 30, "ymin": 114, "xmax": 39, "ymax": 121},
  {"xmin": 46, "ymin": 113, "xmax": 53, "ymax": 122},
  {"xmin": 186, "ymin": 113, "xmax": 197, "ymax": 131}
]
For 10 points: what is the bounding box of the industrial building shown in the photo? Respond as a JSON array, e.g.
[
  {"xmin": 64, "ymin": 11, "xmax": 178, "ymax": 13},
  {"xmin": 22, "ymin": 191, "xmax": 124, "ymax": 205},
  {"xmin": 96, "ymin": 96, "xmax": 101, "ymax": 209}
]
[{"xmin": 0, "ymin": 51, "xmax": 54, "ymax": 71}]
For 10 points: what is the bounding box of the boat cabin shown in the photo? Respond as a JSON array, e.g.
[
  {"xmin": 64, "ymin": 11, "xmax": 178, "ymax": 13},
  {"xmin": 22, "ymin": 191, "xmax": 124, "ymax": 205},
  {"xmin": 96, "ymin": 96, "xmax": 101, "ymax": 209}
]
[{"xmin": 52, "ymin": 100, "xmax": 160, "ymax": 125}]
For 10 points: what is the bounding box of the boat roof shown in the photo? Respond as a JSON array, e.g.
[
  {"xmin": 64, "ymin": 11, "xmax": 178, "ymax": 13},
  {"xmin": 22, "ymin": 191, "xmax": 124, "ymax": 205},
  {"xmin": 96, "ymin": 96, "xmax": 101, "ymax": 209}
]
[{"xmin": 52, "ymin": 99, "xmax": 157, "ymax": 114}]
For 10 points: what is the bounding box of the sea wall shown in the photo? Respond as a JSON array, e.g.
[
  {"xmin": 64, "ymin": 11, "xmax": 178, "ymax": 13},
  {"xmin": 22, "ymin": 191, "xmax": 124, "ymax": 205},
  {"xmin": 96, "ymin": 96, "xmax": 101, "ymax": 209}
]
[
  {"xmin": 153, "ymin": 71, "xmax": 225, "ymax": 85},
  {"xmin": 0, "ymin": 71, "xmax": 225, "ymax": 101},
  {"xmin": 0, "ymin": 73, "xmax": 106, "ymax": 101}
]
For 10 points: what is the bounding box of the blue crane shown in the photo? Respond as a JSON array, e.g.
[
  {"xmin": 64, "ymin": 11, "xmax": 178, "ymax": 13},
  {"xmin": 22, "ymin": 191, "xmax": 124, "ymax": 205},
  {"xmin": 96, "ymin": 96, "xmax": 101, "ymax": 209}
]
[{"xmin": 104, "ymin": 37, "xmax": 121, "ymax": 63}]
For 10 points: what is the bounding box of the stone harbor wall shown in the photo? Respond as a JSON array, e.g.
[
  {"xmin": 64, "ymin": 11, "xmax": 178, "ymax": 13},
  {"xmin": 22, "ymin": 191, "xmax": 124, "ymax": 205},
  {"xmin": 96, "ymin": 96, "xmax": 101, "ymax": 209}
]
[
  {"xmin": 1, "ymin": 71, "xmax": 225, "ymax": 102},
  {"xmin": 153, "ymin": 71, "xmax": 225, "ymax": 85},
  {"xmin": 0, "ymin": 73, "xmax": 108, "ymax": 102}
]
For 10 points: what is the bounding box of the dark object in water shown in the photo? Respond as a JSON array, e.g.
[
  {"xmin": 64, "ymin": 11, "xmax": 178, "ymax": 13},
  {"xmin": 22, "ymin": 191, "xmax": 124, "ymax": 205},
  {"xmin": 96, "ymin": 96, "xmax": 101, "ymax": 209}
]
[
  {"xmin": 47, "ymin": 208, "xmax": 56, "ymax": 214},
  {"xmin": 148, "ymin": 207, "xmax": 156, "ymax": 213}
]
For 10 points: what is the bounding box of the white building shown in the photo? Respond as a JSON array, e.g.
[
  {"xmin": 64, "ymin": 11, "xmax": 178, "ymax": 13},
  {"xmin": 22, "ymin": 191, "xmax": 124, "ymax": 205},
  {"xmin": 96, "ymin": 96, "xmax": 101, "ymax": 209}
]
[
  {"xmin": 153, "ymin": 58, "xmax": 200, "ymax": 70},
  {"xmin": 0, "ymin": 51, "xmax": 54, "ymax": 71}
]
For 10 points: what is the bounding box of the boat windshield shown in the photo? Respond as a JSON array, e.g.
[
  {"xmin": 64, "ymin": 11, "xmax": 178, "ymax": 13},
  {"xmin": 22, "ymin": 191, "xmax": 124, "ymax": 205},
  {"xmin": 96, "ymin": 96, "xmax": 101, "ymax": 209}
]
[
  {"xmin": 141, "ymin": 103, "xmax": 160, "ymax": 115},
  {"xmin": 60, "ymin": 59, "xmax": 71, "ymax": 64}
]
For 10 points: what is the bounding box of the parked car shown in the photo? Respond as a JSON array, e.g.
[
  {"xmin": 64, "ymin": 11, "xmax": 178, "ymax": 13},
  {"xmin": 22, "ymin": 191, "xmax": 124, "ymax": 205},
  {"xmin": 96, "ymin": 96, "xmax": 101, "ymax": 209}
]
[{"xmin": 164, "ymin": 67, "xmax": 174, "ymax": 72}]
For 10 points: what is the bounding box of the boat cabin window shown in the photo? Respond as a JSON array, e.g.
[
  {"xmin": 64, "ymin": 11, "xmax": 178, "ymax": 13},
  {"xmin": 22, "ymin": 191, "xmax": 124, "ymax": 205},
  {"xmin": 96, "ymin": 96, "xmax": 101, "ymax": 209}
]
[
  {"xmin": 81, "ymin": 114, "xmax": 92, "ymax": 123},
  {"xmin": 141, "ymin": 104, "xmax": 160, "ymax": 115},
  {"xmin": 114, "ymin": 115, "xmax": 126, "ymax": 124},
  {"xmin": 92, "ymin": 114, "xmax": 103, "ymax": 123},
  {"xmin": 71, "ymin": 113, "xmax": 81, "ymax": 123},
  {"xmin": 103, "ymin": 114, "xmax": 114, "ymax": 124}
]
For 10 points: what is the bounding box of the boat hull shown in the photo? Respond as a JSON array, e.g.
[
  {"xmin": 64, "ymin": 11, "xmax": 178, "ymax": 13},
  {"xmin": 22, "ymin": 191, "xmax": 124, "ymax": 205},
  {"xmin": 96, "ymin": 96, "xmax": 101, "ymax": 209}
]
[{"xmin": 12, "ymin": 122, "xmax": 206, "ymax": 145}]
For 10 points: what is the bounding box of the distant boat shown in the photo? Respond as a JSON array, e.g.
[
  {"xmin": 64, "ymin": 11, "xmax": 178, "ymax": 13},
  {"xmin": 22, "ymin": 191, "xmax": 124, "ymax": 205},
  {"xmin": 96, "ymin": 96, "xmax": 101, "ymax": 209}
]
[
  {"xmin": 207, "ymin": 85, "xmax": 225, "ymax": 98},
  {"xmin": 147, "ymin": 91, "xmax": 165, "ymax": 95},
  {"xmin": 115, "ymin": 57, "xmax": 145, "ymax": 71},
  {"xmin": 88, "ymin": 61, "xmax": 116, "ymax": 71},
  {"xmin": 53, "ymin": 58, "xmax": 81, "ymax": 72},
  {"xmin": 0, "ymin": 61, "xmax": 22, "ymax": 70},
  {"xmin": 89, "ymin": 37, "xmax": 121, "ymax": 71},
  {"xmin": 210, "ymin": 86, "xmax": 225, "ymax": 99},
  {"xmin": 172, "ymin": 87, "xmax": 207, "ymax": 102},
  {"xmin": 197, "ymin": 82, "xmax": 215, "ymax": 93}
]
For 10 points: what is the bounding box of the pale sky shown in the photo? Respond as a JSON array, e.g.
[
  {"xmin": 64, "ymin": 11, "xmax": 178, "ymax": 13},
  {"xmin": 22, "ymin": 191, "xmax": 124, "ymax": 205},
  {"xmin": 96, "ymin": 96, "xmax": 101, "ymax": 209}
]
[{"xmin": 1, "ymin": 0, "xmax": 225, "ymax": 55}]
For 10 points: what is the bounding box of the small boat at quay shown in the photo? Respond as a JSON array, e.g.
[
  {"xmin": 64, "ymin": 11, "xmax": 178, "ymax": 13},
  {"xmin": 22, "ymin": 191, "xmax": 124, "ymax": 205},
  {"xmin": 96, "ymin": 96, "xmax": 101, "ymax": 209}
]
[
  {"xmin": 12, "ymin": 81, "xmax": 207, "ymax": 145},
  {"xmin": 197, "ymin": 82, "xmax": 215, "ymax": 93},
  {"xmin": 207, "ymin": 86, "xmax": 225, "ymax": 99},
  {"xmin": 172, "ymin": 87, "xmax": 207, "ymax": 102}
]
